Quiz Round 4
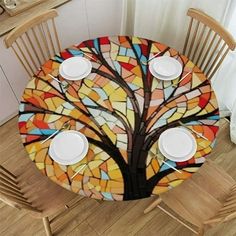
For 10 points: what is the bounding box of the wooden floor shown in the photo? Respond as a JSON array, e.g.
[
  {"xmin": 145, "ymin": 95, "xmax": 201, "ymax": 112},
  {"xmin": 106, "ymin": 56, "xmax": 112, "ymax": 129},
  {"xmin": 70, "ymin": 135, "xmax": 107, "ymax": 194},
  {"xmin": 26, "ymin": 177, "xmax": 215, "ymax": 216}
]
[{"xmin": 0, "ymin": 117, "xmax": 236, "ymax": 236}]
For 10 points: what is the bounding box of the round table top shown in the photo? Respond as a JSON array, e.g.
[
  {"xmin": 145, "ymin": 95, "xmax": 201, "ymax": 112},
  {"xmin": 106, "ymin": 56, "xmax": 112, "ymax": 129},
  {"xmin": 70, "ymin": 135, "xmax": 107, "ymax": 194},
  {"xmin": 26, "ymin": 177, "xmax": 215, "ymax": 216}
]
[{"xmin": 18, "ymin": 36, "xmax": 220, "ymax": 201}]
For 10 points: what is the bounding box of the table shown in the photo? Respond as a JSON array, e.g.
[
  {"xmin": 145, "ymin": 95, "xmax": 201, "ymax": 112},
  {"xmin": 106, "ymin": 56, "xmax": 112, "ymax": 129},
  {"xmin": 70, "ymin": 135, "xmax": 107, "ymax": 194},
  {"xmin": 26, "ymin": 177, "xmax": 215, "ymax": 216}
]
[{"xmin": 18, "ymin": 36, "xmax": 220, "ymax": 201}]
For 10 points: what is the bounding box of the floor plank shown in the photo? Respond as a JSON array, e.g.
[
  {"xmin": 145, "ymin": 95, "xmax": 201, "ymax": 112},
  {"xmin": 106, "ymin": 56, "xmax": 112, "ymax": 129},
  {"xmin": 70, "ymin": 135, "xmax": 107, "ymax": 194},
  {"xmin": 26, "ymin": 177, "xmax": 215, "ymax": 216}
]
[
  {"xmin": 103, "ymin": 197, "xmax": 162, "ymax": 236},
  {"xmin": 135, "ymin": 210, "xmax": 195, "ymax": 236},
  {"xmin": 54, "ymin": 198, "xmax": 99, "ymax": 235},
  {"xmin": 88, "ymin": 200, "xmax": 138, "ymax": 235},
  {"xmin": 67, "ymin": 221, "xmax": 99, "ymax": 236},
  {"xmin": 0, "ymin": 204, "xmax": 27, "ymax": 234},
  {"xmin": 1, "ymin": 212, "xmax": 45, "ymax": 236}
]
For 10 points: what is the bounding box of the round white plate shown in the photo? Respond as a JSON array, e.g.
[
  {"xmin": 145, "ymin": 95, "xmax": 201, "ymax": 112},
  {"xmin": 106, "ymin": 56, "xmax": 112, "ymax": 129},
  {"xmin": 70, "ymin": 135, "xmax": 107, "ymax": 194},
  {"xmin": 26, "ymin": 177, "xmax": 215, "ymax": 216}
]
[
  {"xmin": 149, "ymin": 56, "xmax": 182, "ymax": 80},
  {"xmin": 158, "ymin": 127, "xmax": 197, "ymax": 162},
  {"xmin": 49, "ymin": 130, "xmax": 89, "ymax": 165},
  {"xmin": 59, "ymin": 57, "xmax": 92, "ymax": 81}
]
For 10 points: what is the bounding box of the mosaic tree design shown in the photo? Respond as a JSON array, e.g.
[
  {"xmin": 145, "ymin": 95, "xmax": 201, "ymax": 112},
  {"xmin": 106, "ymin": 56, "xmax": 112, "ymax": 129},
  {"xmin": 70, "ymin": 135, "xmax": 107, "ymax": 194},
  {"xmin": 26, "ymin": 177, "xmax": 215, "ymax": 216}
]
[{"xmin": 19, "ymin": 36, "xmax": 219, "ymax": 201}]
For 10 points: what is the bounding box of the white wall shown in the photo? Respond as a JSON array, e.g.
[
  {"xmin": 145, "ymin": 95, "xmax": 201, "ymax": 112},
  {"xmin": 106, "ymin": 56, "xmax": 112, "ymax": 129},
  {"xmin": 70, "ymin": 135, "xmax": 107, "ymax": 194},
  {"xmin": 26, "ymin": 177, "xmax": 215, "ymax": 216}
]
[
  {"xmin": 0, "ymin": 39, "xmax": 28, "ymax": 101},
  {"xmin": 56, "ymin": 0, "xmax": 89, "ymax": 49},
  {"xmin": 85, "ymin": 0, "xmax": 122, "ymax": 38},
  {"xmin": 0, "ymin": 66, "xmax": 18, "ymax": 125}
]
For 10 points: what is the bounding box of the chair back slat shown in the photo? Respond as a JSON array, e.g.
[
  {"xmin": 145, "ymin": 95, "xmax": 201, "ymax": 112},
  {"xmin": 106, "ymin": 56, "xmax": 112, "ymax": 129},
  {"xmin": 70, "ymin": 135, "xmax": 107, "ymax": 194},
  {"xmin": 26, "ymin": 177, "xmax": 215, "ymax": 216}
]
[
  {"xmin": 0, "ymin": 192, "xmax": 40, "ymax": 213},
  {"xmin": 0, "ymin": 187, "xmax": 28, "ymax": 202},
  {"xmin": 0, "ymin": 176, "xmax": 20, "ymax": 191},
  {"xmin": 4, "ymin": 9, "xmax": 61, "ymax": 78},
  {"xmin": 223, "ymin": 198, "xmax": 236, "ymax": 207},
  {"xmin": 208, "ymin": 47, "xmax": 230, "ymax": 80},
  {"xmin": 195, "ymin": 28, "xmax": 212, "ymax": 65},
  {"xmin": 219, "ymin": 203, "xmax": 236, "ymax": 213},
  {"xmin": 191, "ymin": 24, "xmax": 206, "ymax": 62},
  {"xmin": 0, "ymin": 180, "xmax": 22, "ymax": 195},
  {"xmin": 228, "ymin": 187, "xmax": 236, "ymax": 194},
  {"xmin": 0, "ymin": 171, "xmax": 18, "ymax": 185},
  {"xmin": 44, "ymin": 21, "xmax": 56, "ymax": 55},
  {"xmin": 38, "ymin": 24, "xmax": 51, "ymax": 59},
  {"xmin": 206, "ymin": 42, "xmax": 227, "ymax": 76},
  {"xmin": 0, "ymin": 166, "xmax": 17, "ymax": 179},
  {"xmin": 227, "ymin": 193, "xmax": 236, "ymax": 202},
  {"xmin": 15, "ymin": 40, "xmax": 35, "ymax": 75},
  {"xmin": 11, "ymin": 45, "xmax": 32, "ymax": 76},
  {"xmin": 187, "ymin": 21, "xmax": 200, "ymax": 58},
  {"xmin": 183, "ymin": 17, "xmax": 193, "ymax": 55},
  {"xmin": 32, "ymin": 27, "xmax": 47, "ymax": 62},
  {"xmin": 19, "ymin": 35, "xmax": 38, "ymax": 69},
  {"xmin": 205, "ymin": 184, "xmax": 236, "ymax": 225},
  {"xmin": 198, "ymin": 32, "xmax": 218, "ymax": 69},
  {"xmin": 25, "ymin": 31, "xmax": 42, "ymax": 66},
  {"xmin": 52, "ymin": 18, "xmax": 61, "ymax": 52},
  {"xmin": 0, "ymin": 165, "xmax": 41, "ymax": 213},
  {"xmin": 183, "ymin": 8, "xmax": 235, "ymax": 79},
  {"xmin": 202, "ymin": 37, "xmax": 222, "ymax": 72}
]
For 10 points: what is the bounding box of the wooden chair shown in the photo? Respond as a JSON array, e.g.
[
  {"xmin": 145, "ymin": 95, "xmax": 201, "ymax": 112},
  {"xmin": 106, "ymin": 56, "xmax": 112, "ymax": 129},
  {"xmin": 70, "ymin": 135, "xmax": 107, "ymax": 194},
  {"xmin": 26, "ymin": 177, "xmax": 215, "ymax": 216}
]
[
  {"xmin": 0, "ymin": 164, "xmax": 83, "ymax": 236},
  {"xmin": 144, "ymin": 160, "xmax": 236, "ymax": 235},
  {"xmin": 4, "ymin": 9, "xmax": 61, "ymax": 77},
  {"xmin": 183, "ymin": 8, "xmax": 235, "ymax": 80}
]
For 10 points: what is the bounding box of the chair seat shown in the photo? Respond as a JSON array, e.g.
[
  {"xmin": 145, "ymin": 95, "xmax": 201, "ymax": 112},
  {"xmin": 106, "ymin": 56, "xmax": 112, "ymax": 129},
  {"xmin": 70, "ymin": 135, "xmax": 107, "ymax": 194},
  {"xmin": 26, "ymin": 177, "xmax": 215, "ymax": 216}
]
[
  {"xmin": 160, "ymin": 179, "xmax": 221, "ymax": 227},
  {"xmin": 160, "ymin": 161, "xmax": 235, "ymax": 227}
]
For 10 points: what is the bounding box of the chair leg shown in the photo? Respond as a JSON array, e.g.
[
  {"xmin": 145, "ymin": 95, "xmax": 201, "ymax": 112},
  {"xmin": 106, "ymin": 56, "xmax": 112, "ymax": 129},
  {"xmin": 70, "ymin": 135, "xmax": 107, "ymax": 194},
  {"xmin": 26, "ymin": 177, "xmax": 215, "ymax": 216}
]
[
  {"xmin": 198, "ymin": 224, "xmax": 208, "ymax": 236},
  {"xmin": 157, "ymin": 205, "xmax": 199, "ymax": 235},
  {"xmin": 43, "ymin": 217, "xmax": 52, "ymax": 236},
  {"xmin": 144, "ymin": 197, "xmax": 162, "ymax": 214},
  {"xmin": 198, "ymin": 227, "xmax": 205, "ymax": 236}
]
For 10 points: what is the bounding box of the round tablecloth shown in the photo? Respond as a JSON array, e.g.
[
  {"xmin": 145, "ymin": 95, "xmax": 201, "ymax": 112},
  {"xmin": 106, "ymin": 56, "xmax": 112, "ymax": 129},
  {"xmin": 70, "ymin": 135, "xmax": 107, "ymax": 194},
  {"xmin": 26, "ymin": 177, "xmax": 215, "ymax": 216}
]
[{"xmin": 18, "ymin": 36, "xmax": 220, "ymax": 201}]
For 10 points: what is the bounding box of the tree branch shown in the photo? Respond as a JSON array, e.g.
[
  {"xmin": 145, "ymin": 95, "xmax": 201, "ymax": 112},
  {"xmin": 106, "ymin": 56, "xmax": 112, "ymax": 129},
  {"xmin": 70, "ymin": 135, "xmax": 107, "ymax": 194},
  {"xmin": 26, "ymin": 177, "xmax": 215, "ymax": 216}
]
[
  {"xmin": 146, "ymin": 163, "xmax": 202, "ymax": 195},
  {"xmin": 143, "ymin": 109, "xmax": 219, "ymax": 151},
  {"xmin": 83, "ymin": 39, "xmax": 142, "ymax": 118},
  {"xmin": 143, "ymin": 79, "xmax": 210, "ymax": 131}
]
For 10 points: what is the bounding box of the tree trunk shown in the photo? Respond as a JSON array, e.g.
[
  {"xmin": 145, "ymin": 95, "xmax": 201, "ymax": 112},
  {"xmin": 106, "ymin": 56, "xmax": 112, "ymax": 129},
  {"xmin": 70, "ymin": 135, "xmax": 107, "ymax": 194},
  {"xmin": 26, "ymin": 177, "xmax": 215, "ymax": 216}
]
[
  {"xmin": 123, "ymin": 167, "xmax": 150, "ymax": 200},
  {"xmin": 123, "ymin": 135, "xmax": 150, "ymax": 200}
]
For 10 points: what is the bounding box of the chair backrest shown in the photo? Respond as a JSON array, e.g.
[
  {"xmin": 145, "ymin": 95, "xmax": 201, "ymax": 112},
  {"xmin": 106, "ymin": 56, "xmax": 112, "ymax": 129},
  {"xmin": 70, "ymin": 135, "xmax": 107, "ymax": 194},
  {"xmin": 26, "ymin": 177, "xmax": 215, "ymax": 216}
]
[
  {"xmin": 205, "ymin": 183, "xmax": 236, "ymax": 225},
  {"xmin": 183, "ymin": 8, "xmax": 235, "ymax": 80},
  {"xmin": 4, "ymin": 9, "xmax": 61, "ymax": 77},
  {"xmin": 0, "ymin": 165, "xmax": 40, "ymax": 213}
]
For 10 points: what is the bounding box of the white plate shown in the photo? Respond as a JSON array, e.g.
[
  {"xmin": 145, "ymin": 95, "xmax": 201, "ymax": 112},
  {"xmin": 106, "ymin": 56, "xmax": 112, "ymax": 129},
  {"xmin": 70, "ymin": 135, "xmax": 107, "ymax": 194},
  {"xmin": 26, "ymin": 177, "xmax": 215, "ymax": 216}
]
[
  {"xmin": 49, "ymin": 130, "xmax": 89, "ymax": 165},
  {"xmin": 149, "ymin": 56, "xmax": 182, "ymax": 80},
  {"xmin": 59, "ymin": 57, "xmax": 92, "ymax": 81},
  {"xmin": 158, "ymin": 127, "xmax": 197, "ymax": 162}
]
